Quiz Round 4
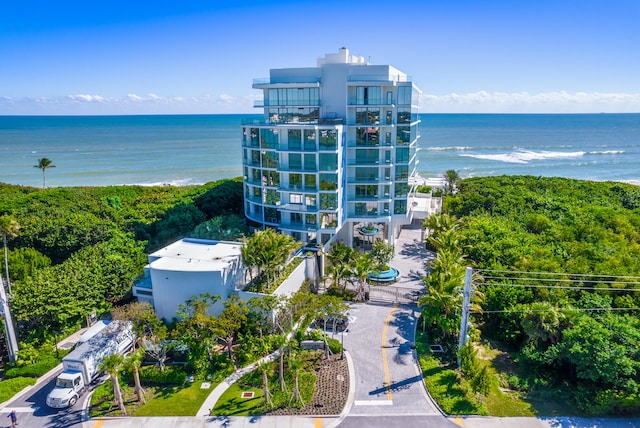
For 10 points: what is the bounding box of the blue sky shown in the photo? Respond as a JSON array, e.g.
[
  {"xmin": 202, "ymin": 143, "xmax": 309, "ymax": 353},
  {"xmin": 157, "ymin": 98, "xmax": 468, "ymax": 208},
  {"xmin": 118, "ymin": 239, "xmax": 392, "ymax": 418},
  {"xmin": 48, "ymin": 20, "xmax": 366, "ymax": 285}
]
[{"xmin": 1, "ymin": 0, "xmax": 639, "ymax": 114}]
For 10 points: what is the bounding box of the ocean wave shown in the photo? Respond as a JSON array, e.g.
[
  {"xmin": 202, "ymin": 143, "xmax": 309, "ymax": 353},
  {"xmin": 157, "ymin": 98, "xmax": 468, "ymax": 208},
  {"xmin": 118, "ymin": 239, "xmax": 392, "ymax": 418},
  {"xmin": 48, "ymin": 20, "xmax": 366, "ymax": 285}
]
[
  {"xmin": 589, "ymin": 150, "xmax": 625, "ymax": 155},
  {"xmin": 460, "ymin": 150, "xmax": 585, "ymax": 164},
  {"xmin": 129, "ymin": 178, "xmax": 204, "ymax": 187},
  {"xmin": 426, "ymin": 146, "xmax": 472, "ymax": 151}
]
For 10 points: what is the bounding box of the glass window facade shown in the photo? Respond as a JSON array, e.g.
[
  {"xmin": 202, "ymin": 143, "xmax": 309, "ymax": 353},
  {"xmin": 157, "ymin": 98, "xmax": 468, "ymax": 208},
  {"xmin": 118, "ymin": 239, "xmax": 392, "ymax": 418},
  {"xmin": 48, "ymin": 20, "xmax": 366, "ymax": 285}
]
[
  {"xmin": 395, "ymin": 183, "xmax": 409, "ymax": 197},
  {"xmin": 304, "ymin": 130, "xmax": 316, "ymax": 150},
  {"xmin": 397, "ymin": 108, "xmax": 411, "ymax": 124},
  {"xmin": 304, "ymin": 174, "xmax": 316, "ymax": 189},
  {"xmin": 396, "ymin": 147, "xmax": 409, "ymax": 163},
  {"xmin": 319, "ymin": 153, "xmax": 338, "ymax": 171},
  {"xmin": 290, "ymin": 173, "xmax": 302, "ymax": 188},
  {"xmin": 356, "ymin": 127, "xmax": 379, "ymax": 146},
  {"xmin": 397, "ymin": 86, "xmax": 412, "ymax": 105},
  {"xmin": 320, "ymin": 173, "xmax": 337, "ymax": 190},
  {"xmin": 260, "ymin": 129, "xmax": 279, "ymax": 149},
  {"xmin": 355, "ymin": 167, "xmax": 378, "ymax": 182},
  {"xmin": 355, "ymin": 149, "xmax": 379, "ymax": 164},
  {"xmin": 288, "ymin": 129, "xmax": 301, "ymax": 149},
  {"xmin": 267, "ymin": 87, "xmax": 319, "ymax": 106},
  {"xmin": 396, "ymin": 126, "xmax": 410, "ymax": 145},
  {"xmin": 268, "ymin": 108, "xmax": 319, "ymax": 124},
  {"xmin": 265, "ymin": 189, "xmax": 280, "ymax": 205},
  {"xmin": 289, "ymin": 153, "xmax": 302, "ymax": 170},
  {"xmin": 395, "ymin": 165, "xmax": 408, "ymax": 181},
  {"xmin": 319, "ymin": 130, "xmax": 337, "ymax": 150},
  {"xmin": 394, "ymin": 199, "xmax": 407, "ymax": 214},
  {"xmin": 356, "ymin": 86, "xmax": 382, "ymax": 105},
  {"xmin": 355, "ymin": 108, "xmax": 380, "ymax": 124},
  {"xmin": 320, "ymin": 193, "xmax": 337, "ymax": 210},
  {"xmin": 263, "ymin": 170, "xmax": 279, "ymax": 186},
  {"xmin": 304, "ymin": 153, "xmax": 316, "ymax": 171}
]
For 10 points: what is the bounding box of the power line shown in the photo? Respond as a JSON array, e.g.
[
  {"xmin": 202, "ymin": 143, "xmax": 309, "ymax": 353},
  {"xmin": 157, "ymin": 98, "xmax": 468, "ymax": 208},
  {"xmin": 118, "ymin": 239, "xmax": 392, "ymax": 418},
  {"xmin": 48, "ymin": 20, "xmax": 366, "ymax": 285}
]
[
  {"xmin": 480, "ymin": 275, "xmax": 640, "ymax": 287},
  {"xmin": 476, "ymin": 282, "xmax": 640, "ymax": 292},
  {"xmin": 475, "ymin": 307, "xmax": 640, "ymax": 314},
  {"xmin": 477, "ymin": 269, "xmax": 640, "ymax": 281}
]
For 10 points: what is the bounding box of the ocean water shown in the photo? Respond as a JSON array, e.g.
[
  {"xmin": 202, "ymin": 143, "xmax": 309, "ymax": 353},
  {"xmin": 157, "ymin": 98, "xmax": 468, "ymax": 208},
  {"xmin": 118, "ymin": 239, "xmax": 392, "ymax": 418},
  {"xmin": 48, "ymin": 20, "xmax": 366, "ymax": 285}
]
[{"xmin": 0, "ymin": 113, "xmax": 639, "ymax": 188}]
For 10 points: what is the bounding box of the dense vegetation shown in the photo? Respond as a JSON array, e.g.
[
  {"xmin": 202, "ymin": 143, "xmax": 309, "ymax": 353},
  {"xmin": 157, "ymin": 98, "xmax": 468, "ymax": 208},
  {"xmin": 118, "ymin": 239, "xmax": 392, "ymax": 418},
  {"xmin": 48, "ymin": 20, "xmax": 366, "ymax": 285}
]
[
  {"xmin": 442, "ymin": 176, "xmax": 640, "ymax": 415},
  {"xmin": 0, "ymin": 178, "xmax": 243, "ymax": 351}
]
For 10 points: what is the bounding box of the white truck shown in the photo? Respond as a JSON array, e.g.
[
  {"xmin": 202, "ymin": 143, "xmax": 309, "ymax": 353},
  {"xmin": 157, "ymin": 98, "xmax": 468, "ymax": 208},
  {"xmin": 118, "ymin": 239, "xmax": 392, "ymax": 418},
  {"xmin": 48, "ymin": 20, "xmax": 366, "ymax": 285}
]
[
  {"xmin": 46, "ymin": 320, "xmax": 134, "ymax": 409},
  {"xmin": 75, "ymin": 320, "xmax": 110, "ymax": 347}
]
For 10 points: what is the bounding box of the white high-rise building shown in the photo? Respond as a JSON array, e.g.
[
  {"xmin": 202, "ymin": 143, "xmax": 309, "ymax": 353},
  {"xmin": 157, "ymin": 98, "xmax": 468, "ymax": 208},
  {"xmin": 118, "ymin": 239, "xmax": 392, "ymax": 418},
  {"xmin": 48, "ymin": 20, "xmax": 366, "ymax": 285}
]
[{"xmin": 241, "ymin": 48, "xmax": 421, "ymax": 249}]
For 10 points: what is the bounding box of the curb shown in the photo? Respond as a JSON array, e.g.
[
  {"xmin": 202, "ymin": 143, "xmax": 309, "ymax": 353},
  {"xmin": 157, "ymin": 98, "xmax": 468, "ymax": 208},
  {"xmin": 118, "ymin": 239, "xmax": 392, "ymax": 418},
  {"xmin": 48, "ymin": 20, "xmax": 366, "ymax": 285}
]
[
  {"xmin": 0, "ymin": 362, "xmax": 63, "ymax": 410},
  {"xmin": 326, "ymin": 350, "xmax": 355, "ymax": 428}
]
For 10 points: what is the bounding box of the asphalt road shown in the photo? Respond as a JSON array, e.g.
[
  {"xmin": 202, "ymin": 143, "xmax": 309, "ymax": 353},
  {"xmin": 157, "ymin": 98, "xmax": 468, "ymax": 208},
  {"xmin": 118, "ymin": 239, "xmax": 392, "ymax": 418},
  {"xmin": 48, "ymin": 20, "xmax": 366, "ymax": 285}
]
[{"xmin": 1, "ymin": 365, "xmax": 98, "ymax": 428}]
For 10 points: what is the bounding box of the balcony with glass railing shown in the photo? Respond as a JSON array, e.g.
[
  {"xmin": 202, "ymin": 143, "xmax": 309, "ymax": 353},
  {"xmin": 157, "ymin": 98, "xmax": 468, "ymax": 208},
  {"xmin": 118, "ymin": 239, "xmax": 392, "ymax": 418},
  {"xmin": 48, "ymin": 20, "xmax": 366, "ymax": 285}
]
[
  {"xmin": 278, "ymin": 203, "xmax": 318, "ymax": 213},
  {"xmin": 254, "ymin": 100, "xmax": 321, "ymax": 108},
  {"xmin": 252, "ymin": 77, "xmax": 321, "ymax": 86},
  {"xmin": 347, "ymin": 98, "xmax": 395, "ymax": 106}
]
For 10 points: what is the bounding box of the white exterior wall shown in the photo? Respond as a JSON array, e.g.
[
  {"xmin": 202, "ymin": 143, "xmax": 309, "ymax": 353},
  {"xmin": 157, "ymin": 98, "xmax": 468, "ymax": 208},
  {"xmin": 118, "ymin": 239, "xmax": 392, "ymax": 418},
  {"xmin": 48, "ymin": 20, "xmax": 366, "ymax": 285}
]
[
  {"xmin": 149, "ymin": 268, "xmax": 227, "ymax": 321},
  {"xmin": 141, "ymin": 239, "xmax": 244, "ymax": 321}
]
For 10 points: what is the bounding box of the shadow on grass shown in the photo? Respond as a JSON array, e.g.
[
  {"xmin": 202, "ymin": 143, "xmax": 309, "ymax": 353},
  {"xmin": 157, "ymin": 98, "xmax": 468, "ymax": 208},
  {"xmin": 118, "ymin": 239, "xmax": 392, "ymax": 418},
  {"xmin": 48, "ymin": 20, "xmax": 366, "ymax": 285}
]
[{"xmin": 215, "ymin": 395, "xmax": 264, "ymax": 417}]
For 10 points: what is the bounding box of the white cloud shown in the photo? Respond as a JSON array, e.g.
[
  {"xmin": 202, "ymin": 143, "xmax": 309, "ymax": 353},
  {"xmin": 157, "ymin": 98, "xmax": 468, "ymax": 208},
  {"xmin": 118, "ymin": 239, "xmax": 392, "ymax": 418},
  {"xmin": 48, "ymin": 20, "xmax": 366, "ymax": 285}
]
[
  {"xmin": 422, "ymin": 91, "xmax": 640, "ymax": 113},
  {"xmin": 1, "ymin": 91, "xmax": 638, "ymax": 115},
  {"xmin": 67, "ymin": 94, "xmax": 107, "ymax": 103}
]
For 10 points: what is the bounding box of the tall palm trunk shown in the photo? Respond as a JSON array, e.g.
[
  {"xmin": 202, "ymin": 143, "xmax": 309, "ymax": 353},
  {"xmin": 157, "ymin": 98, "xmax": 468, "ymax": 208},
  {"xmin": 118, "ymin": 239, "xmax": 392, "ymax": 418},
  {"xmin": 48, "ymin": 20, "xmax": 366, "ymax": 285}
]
[
  {"xmin": 111, "ymin": 372, "xmax": 127, "ymax": 414},
  {"xmin": 279, "ymin": 348, "xmax": 287, "ymax": 391},
  {"xmin": 262, "ymin": 368, "xmax": 274, "ymax": 409},
  {"xmin": 132, "ymin": 364, "xmax": 146, "ymax": 403}
]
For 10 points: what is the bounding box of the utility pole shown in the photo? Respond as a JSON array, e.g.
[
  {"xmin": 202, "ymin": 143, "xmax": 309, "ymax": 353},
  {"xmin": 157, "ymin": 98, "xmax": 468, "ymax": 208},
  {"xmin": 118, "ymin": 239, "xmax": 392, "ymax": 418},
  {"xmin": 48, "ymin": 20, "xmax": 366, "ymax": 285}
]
[
  {"xmin": 457, "ymin": 267, "xmax": 472, "ymax": 367},
  {"xmin": 0, "ymin": 275, "xmax": 19, "ymax": 363}
]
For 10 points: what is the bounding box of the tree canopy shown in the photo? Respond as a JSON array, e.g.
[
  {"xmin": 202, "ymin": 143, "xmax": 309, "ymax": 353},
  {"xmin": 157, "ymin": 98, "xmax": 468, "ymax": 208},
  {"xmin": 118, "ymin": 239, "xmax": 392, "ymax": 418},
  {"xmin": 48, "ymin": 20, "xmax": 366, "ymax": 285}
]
[{"xmin": 446, "ymin": 175, "xmax": 640, "ymax": 414}]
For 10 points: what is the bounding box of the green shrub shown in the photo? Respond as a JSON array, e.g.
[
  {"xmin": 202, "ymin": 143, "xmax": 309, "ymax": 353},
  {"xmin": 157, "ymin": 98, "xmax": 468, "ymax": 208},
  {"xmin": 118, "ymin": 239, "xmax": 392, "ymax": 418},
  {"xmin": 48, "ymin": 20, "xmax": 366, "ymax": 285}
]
[
  {"xmin": 328, "ymin": 337, "xmax": 342, "ymax": 354},
  {"xmin": 0, "ymin": 377, "xmax": 36, "ymax": 403},
  {"xmin": 325, "ymin": 286, "xmax": 355, "ymax": 301},
  {"xmin": 137, "ymin": 365, "xmax": 187, "ymax": 385},
  {"xmin": 416, "ymin": 185, "xmax": 432, "ymax": 194},
  {"xmin": 5, "ymin": 355, "xmax": 60, "ymax": 378}
]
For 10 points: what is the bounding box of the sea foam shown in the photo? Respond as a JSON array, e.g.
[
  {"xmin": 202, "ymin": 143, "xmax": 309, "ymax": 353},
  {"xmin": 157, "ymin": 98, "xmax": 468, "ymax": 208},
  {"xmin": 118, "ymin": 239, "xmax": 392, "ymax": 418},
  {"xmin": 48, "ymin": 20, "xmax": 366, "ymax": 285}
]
[{"xmin": 461, "ymin": 150, "xmax": 586, "ymax": 164}]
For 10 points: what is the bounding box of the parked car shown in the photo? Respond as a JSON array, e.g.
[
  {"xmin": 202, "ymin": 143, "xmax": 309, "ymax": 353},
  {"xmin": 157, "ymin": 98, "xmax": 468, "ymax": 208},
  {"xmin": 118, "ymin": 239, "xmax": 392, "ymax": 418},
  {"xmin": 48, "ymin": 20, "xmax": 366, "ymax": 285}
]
[{"xmin": 314, "ymin": 316, "xmax": 349, "ymax": 332}]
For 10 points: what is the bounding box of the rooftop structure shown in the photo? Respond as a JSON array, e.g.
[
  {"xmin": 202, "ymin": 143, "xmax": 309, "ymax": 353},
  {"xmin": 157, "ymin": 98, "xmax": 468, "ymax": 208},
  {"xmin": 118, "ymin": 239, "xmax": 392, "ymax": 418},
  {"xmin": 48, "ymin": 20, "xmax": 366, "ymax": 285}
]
[
  {"xmin": 133, "ymin": 238, "xmax": 244, "ymax": 321},
  {"xmin": 242, "ymin": 48, "xmax": 421, "ymax": 249}
]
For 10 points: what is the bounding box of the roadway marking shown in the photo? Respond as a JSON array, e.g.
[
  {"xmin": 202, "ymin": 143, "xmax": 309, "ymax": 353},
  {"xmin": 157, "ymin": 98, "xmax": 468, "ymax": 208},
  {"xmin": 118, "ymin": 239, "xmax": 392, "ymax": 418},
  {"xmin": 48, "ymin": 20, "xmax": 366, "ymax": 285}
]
[
  {"xmin": 453, "ymin": 416, "xmax": 465, "ymax": 426},
  {"xmin": 93, "ymin": 420, "xmax": 105, "ymax": 428},
  {"xmin": 381, "ymin": 304, "xmax": 398, "ymax": 401},
  {"xmin": 315, "ymin": 417, "xmax": 322, "ymax": 427},
  {"xmin": 0, "ymin": 407, "xmax": 38, "ymax": 413},
  {"xmin": 353, "ymin": 400, "xmax": 394, "ymax": 406}
]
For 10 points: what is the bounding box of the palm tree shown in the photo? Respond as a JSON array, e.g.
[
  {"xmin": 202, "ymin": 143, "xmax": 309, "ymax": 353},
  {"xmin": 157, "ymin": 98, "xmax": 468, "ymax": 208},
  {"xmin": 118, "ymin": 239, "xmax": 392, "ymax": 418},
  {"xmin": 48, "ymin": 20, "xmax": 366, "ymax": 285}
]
[
  {"xmin": 100, "ymin": 353, "xmax": 127, "ymax": 414},
  {"xmin": 124, "ymin": 349, "xmax": 146, "ymax": 403},
  {"xmin": 352, "ymin": 253, "xmax": 374, "ymax": 302},
  {"xmin": 521, "ymin": 301, "xmax": 563, "ymax": 346},
  {"xmin": 326, "ymin": 261, "xmax": 351, "ymax": 292},
  {"xmin": 442, "ymin": 169, "xmax": 460, "ymax": 194},
  {"xmin": 0, "ymin": 216, "xmax": 19, "ymax": 296},
  {"xmin": 34, "ymin": 157, "xmax": 56, "ymax": 188},
  {"xmin": 288, "ymin": 352, "xmax": 304, "ymax": 407},
  {"xmin": 259, "ymin": 362, "xmax": 274, "ymax": 409}
]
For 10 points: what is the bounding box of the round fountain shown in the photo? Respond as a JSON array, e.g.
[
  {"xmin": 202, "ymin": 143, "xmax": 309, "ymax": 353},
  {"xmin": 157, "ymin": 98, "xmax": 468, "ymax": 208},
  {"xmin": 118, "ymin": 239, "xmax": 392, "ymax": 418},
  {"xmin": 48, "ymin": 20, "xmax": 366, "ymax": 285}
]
[{"xmin": 369, "ymin": 267, "xmax": 400, "ymax": 283}]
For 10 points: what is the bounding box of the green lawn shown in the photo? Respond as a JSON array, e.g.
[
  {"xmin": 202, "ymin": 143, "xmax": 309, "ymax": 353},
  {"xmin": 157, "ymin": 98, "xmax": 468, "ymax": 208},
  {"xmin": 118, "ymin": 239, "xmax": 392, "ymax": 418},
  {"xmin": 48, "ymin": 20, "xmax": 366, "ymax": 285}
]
[
  {"xmin": 213, "ymin": 383, "xmax": 264, "ymax": 416},
  {"xmin": 134, "ymin": 381, "xmax": 213, "ymax": 416},
  {"xmin": 419, "ymin": 354, "xmax": 488, "ymax": 415},
  {"xmin": 90, "ymin": 379, "xmax": 214, "ymax": 417}
]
